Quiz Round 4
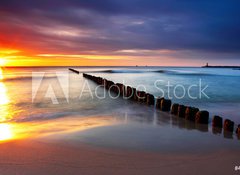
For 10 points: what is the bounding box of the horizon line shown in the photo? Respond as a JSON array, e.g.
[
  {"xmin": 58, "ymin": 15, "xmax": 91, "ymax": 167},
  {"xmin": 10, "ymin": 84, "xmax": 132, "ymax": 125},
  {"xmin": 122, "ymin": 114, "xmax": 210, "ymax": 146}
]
[{"xmin": 0, "ymin": 65, "xmax": 203, "ymax": 68}]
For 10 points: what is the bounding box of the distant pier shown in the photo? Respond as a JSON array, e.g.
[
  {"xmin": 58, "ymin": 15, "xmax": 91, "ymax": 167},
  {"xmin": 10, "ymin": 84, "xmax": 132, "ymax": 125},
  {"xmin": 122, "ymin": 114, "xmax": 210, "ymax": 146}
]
[{"xmin": 202, "ymin": 63, "xmax": 240, "ymax": 69}]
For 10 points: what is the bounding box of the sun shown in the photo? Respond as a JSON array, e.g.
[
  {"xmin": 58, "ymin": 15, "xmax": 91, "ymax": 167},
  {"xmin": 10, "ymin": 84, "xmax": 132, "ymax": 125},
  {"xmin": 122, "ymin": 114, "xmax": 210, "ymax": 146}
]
[
  {"xmin": 0, "ymin": 124, "xmax": 13, "ymax": 141},
  {"xmin": 0, "ymin": 59, "xmax": 6, "ymax": 66}
]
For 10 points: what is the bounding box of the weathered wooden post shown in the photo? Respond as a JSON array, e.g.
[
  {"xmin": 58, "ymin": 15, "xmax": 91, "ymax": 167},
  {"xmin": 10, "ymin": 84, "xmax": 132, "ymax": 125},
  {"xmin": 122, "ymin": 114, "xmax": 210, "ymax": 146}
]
[
  {"xmin": 126, "ymin": 86, "xmax": 131, "ymax": 98},
  {"xmin": 236, "ymin": 124, "xmax": 240, "ymax": 138},
  {"xmin": 131, "ymin": 88, "xmax": 137, "ymax": 100},
  {"xmin": 212, "ymin": 115, "xmax": 223, "ymax": 134},
  {"xmin": 224, "ymin": 119, "xmax": 234, "ymax": 132},
  {"xmin": 69, "ymin": 68, "xmax": 79, "ymax": 74},
  {"xmin": 185, "ymin": 107, "xmax": 199, "ymax": 121},
  {"xmin": 160, "ymin": 99, "xmax": 172, "ymax": 111},
  {"xmin": 146, "ymin": 93, "xmax": 155, "ymax": 105},
  {"xmin": 126, "ymin": 86, "xmax": 133, "ymax": 98},
  {"xmin": 106, "ymin": 80, "xmax": 114, "ymax": 90},
  {"xmin": 171, "ymin": 103, "xmax": 179, "ymax": 115},
  {"xmin": 116, "ymin": 83, "xmax": 124, "ymax": 96},
  {"xmin": 212, "ymin": 115, "xmax": 223, "ymax": 128},
  {"xmin": 137, "ymin": 91, "xmax": 146, "ymax": 102},
  {"xmin": 178, "ymin": 105, "xmax": 186, "ymax": 118},
  {"xmin": 156, "ymin": 97, "xmax": 164, "ymax": 109},
  {"xmin": 109, "ymin": 83, "xmax": 119, "ymax": 94},
  {"xmin": 195, "ymin": 111, "xmax": 209, "ymax": 124}
]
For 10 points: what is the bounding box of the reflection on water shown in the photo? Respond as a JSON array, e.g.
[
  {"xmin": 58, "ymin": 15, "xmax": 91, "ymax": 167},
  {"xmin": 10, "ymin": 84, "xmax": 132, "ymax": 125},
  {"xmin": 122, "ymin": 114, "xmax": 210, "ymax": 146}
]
[
  {"xmin": 0, "ymin": 82, "xmax": 9, "ymax": 105},
  {"xmin": 0, "ymin": 70, "xmax": 13, "ymax": 141},
  {"xmin": 52, "ymin": 109, "xmax": 239, "ymax": 152},
  {"xmin": 0, "ymin": 68, "xmax": 9, "ymax": 106},
  {"xmin": 0, "ymin": 82, "xmax": 10, "ymax": 124},
  {"xmin": 0, "ymin": 124, "xmax": 13, "ymax": 141},
  {"xmin": 0, "ymin": 68, "xmax": 116, "ymax": 142},
  {"xmin": 0, "ymin": 68, "xmax": 3, "ymax": 80},
  {"xmin": 0, "ymin": 66, "xmax": 239, "ymax": 149},
  {"xmin": 0, "ymin": 115, "xmax": 116, "ymax": 142},
  {"xmin": 0, "ymin": 103, "xmax": 238, "ymax": 144}
]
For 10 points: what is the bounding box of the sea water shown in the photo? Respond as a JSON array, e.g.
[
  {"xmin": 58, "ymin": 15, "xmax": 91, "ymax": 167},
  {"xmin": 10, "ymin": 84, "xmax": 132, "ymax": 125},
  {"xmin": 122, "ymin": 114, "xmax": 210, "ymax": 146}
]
[{"xmin": 0, "ymin": 66, "xmax": 239, "ymax": 151}]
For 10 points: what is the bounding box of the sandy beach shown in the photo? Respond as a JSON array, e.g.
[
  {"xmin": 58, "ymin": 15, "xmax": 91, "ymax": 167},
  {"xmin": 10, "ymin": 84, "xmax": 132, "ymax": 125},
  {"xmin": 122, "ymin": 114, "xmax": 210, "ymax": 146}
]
[
  {"xmin": 0, "ymin": 113, "xmax": 239, "ymax": 175},
  {"xmin": 0, "ymin": 138, "xmax": 239, "ymax": 175}
]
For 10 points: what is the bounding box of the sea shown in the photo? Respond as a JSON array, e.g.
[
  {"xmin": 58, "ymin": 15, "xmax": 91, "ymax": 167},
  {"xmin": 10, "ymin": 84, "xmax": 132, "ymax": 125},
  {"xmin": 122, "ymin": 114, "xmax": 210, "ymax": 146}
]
[{"xmin": 0, "ymin": 66, "xmax": 239, "ymax": 151}]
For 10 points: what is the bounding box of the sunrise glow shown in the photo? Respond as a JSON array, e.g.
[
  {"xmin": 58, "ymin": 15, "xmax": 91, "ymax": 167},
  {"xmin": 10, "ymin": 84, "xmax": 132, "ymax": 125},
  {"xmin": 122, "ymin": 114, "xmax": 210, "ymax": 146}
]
[{"xmin": 0, "ymin": 0, "xmax": 239, "ymax": 67}]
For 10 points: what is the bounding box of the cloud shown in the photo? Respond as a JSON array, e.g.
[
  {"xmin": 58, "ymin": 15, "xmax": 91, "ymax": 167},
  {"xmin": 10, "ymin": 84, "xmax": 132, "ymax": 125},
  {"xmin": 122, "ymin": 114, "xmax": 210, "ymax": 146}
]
[{"xmin": 0, "ymin": 0, "xmax": 240, "ymax": 64}]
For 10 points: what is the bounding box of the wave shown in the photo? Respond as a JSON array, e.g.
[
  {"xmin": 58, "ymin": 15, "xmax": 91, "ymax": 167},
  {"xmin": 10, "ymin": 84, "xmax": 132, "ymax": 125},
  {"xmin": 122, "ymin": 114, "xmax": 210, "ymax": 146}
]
[
  {"xmin": 88, "ymin": 70, "xmax": 147, "ymax": 73},
  {"xmin": 88, "ymin": 69, "xmax": 214, "ymax": 76},
  {"xmin": 89, "ymin": 69, "xmax": 169, "ymax": 73},
  {"xmin": 159, "ymin": 71, "xmax": 216, "ymax": 76},
  {"xmin": 9, "ymin": 111, "xmax": 80, "ymax": 123},
  {"xmin": 0, "ymin": 75, "xmax": 57, "ymax": 82}
]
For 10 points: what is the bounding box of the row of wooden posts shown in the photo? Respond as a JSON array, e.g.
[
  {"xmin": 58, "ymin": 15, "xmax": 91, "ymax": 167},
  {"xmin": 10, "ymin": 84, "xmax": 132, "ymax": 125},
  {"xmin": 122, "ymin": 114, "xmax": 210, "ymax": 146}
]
[{"xmin": 80, "ymin": 71, "xmax": 240, "ymax": 137}]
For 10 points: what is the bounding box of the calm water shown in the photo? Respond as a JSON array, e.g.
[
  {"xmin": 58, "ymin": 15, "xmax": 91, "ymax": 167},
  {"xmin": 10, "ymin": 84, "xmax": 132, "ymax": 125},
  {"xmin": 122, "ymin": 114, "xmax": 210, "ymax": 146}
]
[{"xmin": 0, "ymin": 66, "xmax": 239, "ymax": 151}]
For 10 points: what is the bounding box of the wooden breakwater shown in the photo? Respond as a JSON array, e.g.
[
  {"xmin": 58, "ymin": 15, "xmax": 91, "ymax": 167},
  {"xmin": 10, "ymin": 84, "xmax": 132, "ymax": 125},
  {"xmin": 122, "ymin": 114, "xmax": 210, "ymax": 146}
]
[
  {"xmin": 69, "ymin": 68, "xmax": 80, "ymax": 74},
  {"xmin": 80, "ymin": 71, "xmax": 240, "ymax": 138}
]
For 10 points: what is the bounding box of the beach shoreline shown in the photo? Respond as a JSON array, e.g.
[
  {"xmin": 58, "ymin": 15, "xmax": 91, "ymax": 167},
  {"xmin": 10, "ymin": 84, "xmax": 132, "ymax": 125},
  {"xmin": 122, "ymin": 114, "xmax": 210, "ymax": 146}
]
[{"xmin": 0, "ymin": 138, "xmax": 239, "ymax": 175}]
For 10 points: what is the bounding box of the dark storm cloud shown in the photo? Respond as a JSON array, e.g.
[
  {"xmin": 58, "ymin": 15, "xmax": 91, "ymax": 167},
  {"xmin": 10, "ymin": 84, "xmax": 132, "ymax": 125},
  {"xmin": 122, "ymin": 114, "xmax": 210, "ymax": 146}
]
[{"xmin": 0, "ymin": 0, "xmax": 240, "ymax": 56}]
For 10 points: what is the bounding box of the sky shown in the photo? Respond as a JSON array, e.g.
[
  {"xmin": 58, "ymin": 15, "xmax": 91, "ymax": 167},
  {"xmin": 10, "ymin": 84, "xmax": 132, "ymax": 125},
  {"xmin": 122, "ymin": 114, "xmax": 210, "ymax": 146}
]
[{"xmin": 0, "ymin": 0, "xmax": 240, "ymax": 66}]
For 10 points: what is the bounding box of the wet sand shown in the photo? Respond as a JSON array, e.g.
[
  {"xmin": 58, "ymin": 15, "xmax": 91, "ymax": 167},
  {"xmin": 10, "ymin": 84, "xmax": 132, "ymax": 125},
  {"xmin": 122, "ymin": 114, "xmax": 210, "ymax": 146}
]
[
  {"xmin": 0, "ymin": 111, "xmax": 239, "ymax": 175},
  {"xmin": 0, "ymin": 138, "xmax": 239, "ymax": 175}
]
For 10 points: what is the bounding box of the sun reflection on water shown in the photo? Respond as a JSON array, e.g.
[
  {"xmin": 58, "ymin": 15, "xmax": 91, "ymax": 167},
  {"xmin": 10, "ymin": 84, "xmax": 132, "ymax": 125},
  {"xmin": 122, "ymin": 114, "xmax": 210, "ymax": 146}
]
[
  {"xmin": 0, "ymin": 69, "xmax": 116, "ymax": 142},
  {"xmin": 0, "ymin": 71, "xmax": 13, "ymax": 141},
  {"xmin": 0, "ymin": 124, "xmax": 13, "ymax": 141},
  {"xmin": 0, "ymin": 80, "xmax": 10, "ymax": 124},
  {"xmin": 0, "ymin": 82, "xmax": 9, "ymax": 105},
  {"xmin": 0, "ymin": 68, "xmax": 3, "ymax": 80}
]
